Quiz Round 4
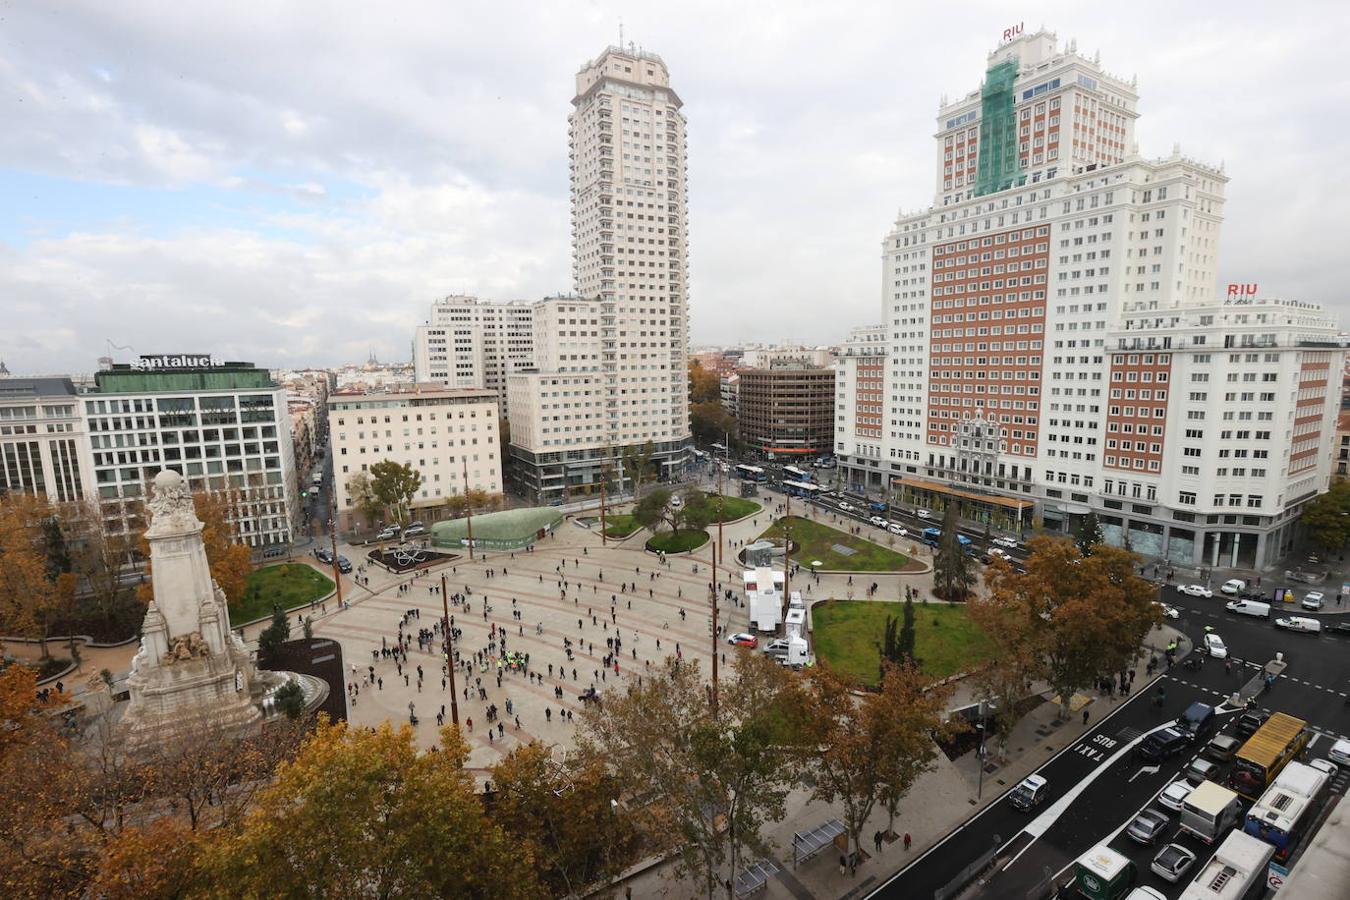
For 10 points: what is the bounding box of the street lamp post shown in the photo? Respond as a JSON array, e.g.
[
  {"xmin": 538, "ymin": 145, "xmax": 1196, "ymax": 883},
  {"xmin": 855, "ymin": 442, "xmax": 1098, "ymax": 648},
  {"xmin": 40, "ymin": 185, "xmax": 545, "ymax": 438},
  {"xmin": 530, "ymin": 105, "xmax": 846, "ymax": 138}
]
[{"xmin": 441, "ymin": 573, "xmax": 459, "ymax": 726}]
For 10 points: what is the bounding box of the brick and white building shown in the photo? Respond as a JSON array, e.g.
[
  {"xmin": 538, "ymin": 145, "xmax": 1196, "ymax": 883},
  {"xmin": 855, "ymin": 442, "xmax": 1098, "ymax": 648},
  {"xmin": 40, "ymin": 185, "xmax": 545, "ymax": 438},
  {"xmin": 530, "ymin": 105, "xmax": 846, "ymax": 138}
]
[
  {"xmin": 834, "ymin": 28, "xmax": 1344, "ymax": 571},
  {"xmin": 507, "ymin": 44, "xmax": 691, "ymax": 502}
]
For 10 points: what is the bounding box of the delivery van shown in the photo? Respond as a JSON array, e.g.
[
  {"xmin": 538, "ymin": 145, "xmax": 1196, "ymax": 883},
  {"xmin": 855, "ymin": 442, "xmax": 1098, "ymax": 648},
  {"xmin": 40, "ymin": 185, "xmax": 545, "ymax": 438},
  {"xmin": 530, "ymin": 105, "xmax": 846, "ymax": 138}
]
[{"xmin": 1225, "ymin": 599, "xmax": 1271, "ymax": 619}]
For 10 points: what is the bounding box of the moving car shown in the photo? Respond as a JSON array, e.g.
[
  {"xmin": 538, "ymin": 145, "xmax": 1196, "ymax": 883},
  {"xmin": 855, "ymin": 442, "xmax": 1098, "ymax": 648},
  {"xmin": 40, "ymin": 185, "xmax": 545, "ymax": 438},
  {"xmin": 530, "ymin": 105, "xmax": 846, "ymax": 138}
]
[
  {"xmin": 992, "ymin": 537, "xmax": 1019, "ymax": 549},
  {"xmin": 1329, "ymin": 622, "xmax": 1350, "ymax": 637},
  {"xmin": 1202, "ymin": 633, "xmax": 1229, "ymax": 658},
  {"xmin": 1137, "ymin": 728, "xmax": 1188, "ymax": 763},
  {"xmin": 838, "ymin": 502, "xmax": 853, "ymax": 512},
  {"xmin": 1302, "ymin": 591, "xmax": 1325, "ymax": 610},
  {"xmin": 403, "ymin": 524, "xmax": 427, "ymax": 538},
  {"xmin": 1220, "ymin": 579, "xmax": 1247, "ymax": 595},
  {"xmin": 726, "ymin": 633, "xmax": 758, "ymax": 649},
  {"xmin": 375, "ymin": 527, "xmax": 400, "ymax": 541},
  {"xmin": 1126, "ymin": 808, "xmax": 1171, "ymax": 845},
  {"xmin": 869, "ymin": 515, "xmax": 887, "ymax": 528},
  {"xmin": 1274, "ymin": 616, "xmax": 1322, "ymax": 634},
  {"xmin": 1178, "ymin": 584, "xmax": 1213, "ymax": 598},
  {"xmin": 763, "ymin": 639, "xmax": 790, "ymax": 658},
  {"xmin": 1234, "ymin": 711, "xmax": 1267, "ymax": 739},
  {"xmin": 262, "ymin": 547, "xmax": 286, "ymax": 559},
  {"xmin": 1009, "ymin": 774, "xmax": 1048, "ymax": 811},
  {"xmin": 1184, "ymin": 758, "xmax": 1220, "ymax": 786},
  {"xmin": 670, "ymin": 495, "xmax": 683, "ymax": 509},
  {"xmin": 1308, "ymin": 758, "xmax": 1339, "ymax": 780},
  {"xmin": 1157, "ymin": 779, "xmax": 1194, "ymax": 812},
  {"xmin": 336, "ymin": 555, "xmax": 352, "ymax": 574},
  {"xmin": 1150, "ymin": 844, "xmax": 1197, "ymax": 883},
  {"xmin": 1124, "ymin": 889, "xmax": 1167, "ymax": 900},
  {"xmin": 887, "ymin": 523, "xmax": 908, "ymax": 536},
  {"xmin": 988, "ymin": 547, "xmax": 1012, "ymax": 561},
  {"xmin": 314, "ymin": 547, "xmax": 333, "ymax": 564},
  {"xmin": 1154, "ymin": 602, "xmax": 1180, "ymax": 620},
  {"xmin": 916, "ymin": 509, "xmax": 931, "ymax": 520},
  {"xmin": 1201, "ymin": 734, "xmax": 1242, "ymax": 764},
  {"xmin": 1328, "ymin": 739, "xmax": 1350, "ymax": 766},
  {"xmin": 1226, "ymin": 599, "xmax": 1271, "ymax": 618}
]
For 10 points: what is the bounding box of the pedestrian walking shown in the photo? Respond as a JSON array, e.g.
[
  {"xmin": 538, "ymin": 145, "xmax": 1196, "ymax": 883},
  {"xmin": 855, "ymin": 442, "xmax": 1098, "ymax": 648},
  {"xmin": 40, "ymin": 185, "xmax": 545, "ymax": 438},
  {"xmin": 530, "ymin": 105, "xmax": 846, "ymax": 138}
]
[
  {"xmin": 903, "ymin": 833, "xmax": 912, "ymax": 851},
  {"xmin": 1082, "ymin": 709, "xmax": 1090, "ymax": 726},
  {"xmin": 874, "ymin": 830, "xmax": 884, "ymax": 854}
]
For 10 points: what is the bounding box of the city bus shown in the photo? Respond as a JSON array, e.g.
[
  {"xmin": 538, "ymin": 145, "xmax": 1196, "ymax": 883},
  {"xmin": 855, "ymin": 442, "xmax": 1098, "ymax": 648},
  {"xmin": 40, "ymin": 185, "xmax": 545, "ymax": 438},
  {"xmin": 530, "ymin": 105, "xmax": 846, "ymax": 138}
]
[
  {"xmin": 1242, "ymin": 760, "xmax": 1328, "ymax": 862},
  {"xmin": 783, "ymin": 465, "xmax": 814, "ymax": 483},
  {"xmin": 1229, "ymin": 712, "xmax": 1309, "ymax": 800},
  {"xmin": 922, "ymin": 527, "xmax": 971, "ymax": 551},
  {"xmin": 734, "ymin": 464, "xmax": 767, "ymax": 483},
  {"xmin": 781, "ymin": 480, "xmax": 824, "ymax": 500}
]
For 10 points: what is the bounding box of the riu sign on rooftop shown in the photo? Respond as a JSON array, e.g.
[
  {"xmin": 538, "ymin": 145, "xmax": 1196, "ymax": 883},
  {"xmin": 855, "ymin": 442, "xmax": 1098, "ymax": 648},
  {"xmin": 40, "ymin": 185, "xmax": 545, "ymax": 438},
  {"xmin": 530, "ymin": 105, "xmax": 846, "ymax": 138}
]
[{"xmin": 1001, "ymin": 22, "xmax": 1024, "ymax": 43}]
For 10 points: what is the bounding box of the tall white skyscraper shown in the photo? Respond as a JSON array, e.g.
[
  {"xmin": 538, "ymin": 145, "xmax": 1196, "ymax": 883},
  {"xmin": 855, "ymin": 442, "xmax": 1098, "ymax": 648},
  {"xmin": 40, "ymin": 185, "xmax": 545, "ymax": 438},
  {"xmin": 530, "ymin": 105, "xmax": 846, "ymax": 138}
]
[{"xmin": 507, "ymin": 44, "xmax": 691, "ymax": 501}]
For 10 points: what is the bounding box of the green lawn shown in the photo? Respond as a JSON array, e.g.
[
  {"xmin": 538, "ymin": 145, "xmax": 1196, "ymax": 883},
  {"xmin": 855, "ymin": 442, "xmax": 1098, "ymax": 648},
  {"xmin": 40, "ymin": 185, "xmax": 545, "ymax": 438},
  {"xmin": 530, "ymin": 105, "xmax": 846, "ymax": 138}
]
[
  {"xmin": 237, "ymin": 564, "xmax": 335, "ymax": 623},
  {"xmin": 602, "ymin": 514, "xmax": 641, "ymax": 538},
  {"xmin": 646, "ymin": 530, "xmax": 710, "ymax": 553},
  {"xmin": 759, "ymin": 516, "xmax": 913, "ymax": 572},
  {"xmin": 706, "ymin": 494, "xmax": 761, "ymax": 522},
  {"xmin": 812, "ymin": 600, "xmax": 993, "ymax": 685}
]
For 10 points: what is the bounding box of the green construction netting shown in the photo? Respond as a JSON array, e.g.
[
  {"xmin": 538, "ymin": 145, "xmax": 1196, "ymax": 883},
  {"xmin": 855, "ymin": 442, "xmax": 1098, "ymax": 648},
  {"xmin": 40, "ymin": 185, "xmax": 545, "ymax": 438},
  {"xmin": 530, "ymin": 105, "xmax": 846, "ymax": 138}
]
[{"xmin": 974, "ymin": 58, "xmax": 1022, "ymax": 197}]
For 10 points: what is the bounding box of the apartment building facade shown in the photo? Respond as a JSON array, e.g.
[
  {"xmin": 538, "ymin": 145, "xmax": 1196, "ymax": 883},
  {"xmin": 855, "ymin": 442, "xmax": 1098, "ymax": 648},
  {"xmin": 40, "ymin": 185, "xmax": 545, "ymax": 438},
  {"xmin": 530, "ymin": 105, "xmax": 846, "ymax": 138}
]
[
  {"xmin": 83, "ymin": 357, "xmax": 298, "ymax": 547},
  {"xmin": 0, "ymin": 376, "xmax": 96, "ymax": 503},
  {"xmin": 328, "ymin": 385, "xmax": 501, "ymax": 531},
  {"xmin": 834, "ymin": 28, "xmax": 1343, "ymax": 570},
  {"xmin": 507, "ymin": 45, "xmax": 691, "ymax": 503},
  {"xmin": 412, "ymin": 295, "xmax": 534, "ymax": 417}
]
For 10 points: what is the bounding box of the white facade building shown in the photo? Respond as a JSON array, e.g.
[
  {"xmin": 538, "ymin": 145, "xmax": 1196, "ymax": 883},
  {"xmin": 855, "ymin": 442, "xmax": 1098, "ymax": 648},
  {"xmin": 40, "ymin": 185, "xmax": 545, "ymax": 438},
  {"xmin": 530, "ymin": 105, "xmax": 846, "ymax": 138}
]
[
  {"xmin": 329, "ymin": 385, "xmax": 502, "ymax": 531},
  {"xmin": 834, "ymin": 28, "xmax": 1344, "ymax": 571},
  {"xmin": 0, "ymin": 376, "xmax": 96, "ymax": 503},
  {"xmin": 412, "ymin": 295, "xmax": 534, "ymax": 417},
  {"xmin": 507, "ymin": 44, "xmax": 691, "ymax": 501},
  {"xmin": 83, "ymin": 358, "xmax": 298, "ymax": 547}
]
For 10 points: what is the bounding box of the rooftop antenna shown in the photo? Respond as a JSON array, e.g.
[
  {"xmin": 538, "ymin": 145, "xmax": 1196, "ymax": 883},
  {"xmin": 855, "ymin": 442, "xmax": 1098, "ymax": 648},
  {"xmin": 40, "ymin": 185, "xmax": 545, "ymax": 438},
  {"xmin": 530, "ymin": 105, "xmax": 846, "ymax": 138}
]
[{"xmin": 618, "ymin": 18, "xmax": 623, "ymax": 49}]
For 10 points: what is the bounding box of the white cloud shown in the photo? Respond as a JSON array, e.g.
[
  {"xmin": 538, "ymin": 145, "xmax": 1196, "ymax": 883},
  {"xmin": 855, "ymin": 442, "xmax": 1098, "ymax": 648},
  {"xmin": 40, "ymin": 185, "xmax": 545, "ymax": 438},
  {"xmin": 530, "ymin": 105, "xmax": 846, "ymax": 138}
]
[{"xmin": 0, "ymin": 0, "xmax": 1347, "ymax": 374}]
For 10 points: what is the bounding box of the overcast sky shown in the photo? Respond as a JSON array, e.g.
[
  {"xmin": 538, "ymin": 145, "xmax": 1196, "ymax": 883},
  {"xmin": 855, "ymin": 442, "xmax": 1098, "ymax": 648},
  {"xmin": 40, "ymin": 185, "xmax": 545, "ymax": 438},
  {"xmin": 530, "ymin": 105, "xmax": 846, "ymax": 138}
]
[{"xmin": 2, "ymin": 1, "xmax": 1347, "ymax": 375}]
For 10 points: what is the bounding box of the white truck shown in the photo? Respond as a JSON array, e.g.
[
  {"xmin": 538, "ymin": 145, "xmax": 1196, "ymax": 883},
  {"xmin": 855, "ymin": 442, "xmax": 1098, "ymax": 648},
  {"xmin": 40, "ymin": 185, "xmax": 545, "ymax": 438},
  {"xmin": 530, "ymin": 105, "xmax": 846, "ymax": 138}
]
[
  {"xmin": 1177, "ymin": 829, "xmax": 1273, "ymax": 900},
  {"xmin": 745, "ymin": 568, "xmax": 784, "ymax": 633},
  {"xmin": 1179, "ymin": 780, "xmax": 1244, "ymax": 844},
  {"xmin": 1225, "ymin": 599, "xmax": 1270, "ymax": 619}
]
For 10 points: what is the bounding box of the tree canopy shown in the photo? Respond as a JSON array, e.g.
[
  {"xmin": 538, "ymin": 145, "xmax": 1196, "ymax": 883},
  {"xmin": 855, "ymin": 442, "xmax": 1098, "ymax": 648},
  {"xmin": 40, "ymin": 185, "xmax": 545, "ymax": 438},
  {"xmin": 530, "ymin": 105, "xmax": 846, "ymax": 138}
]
[
  {"xmin": 1299, "ymin": 479, "xmax": 1350, "ymax": 553},
  {"xmin": 688, "ymin": 360, "xmax": 721, "ymax": 404},
  {"xmin": 932, "ymin": 504, "xmax": 976, "ymax": 601},
  {"xmin": 368, "ymin": 460, "xmax": 423, "ymax": 527}
]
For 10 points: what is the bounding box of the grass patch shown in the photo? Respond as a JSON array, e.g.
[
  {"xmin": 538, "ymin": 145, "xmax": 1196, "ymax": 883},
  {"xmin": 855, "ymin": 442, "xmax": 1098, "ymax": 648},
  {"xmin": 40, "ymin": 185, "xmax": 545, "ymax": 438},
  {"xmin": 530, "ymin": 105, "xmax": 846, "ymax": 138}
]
[
  {"xmin": 646, "ymin": 530, "xmax": 710, "ymax": 553},
  {"xmin": 759, "ymin": 516, "xmax": 911, "ymax": 572},
  {"xmin": 706, "ymin": 494, "xmax": 761, "ymax": 522},
  {"xmin": 602, "ymin": 514, "xmax": 641, "ymax": 538},
  {"xmin": 812, "ymin": 600, "xmax": 993, "ymax": 685},
  {"xmin": 237, "ymin": 564, "xmax": 335, "ymax": 622}
]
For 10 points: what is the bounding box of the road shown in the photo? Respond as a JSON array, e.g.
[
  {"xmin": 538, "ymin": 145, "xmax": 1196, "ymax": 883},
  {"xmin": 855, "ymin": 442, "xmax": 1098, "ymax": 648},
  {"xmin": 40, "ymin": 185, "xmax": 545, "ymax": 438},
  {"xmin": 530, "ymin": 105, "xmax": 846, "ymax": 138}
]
[{"xmin": 866, "ymin": 584, "xmax": 1350, "ymax": 900}]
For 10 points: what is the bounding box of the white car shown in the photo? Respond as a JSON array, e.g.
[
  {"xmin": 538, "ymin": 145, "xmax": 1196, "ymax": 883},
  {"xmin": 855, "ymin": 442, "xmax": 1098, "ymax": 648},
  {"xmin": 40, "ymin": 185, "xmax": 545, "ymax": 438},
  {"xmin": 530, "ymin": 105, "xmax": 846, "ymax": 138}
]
[
  {"xmin": 1156, "ymin": 779, "xmax": 1194, "ymax": 812},
  {"xmin": 1178, "ymin": 584, "xmax": 1213, "ymax": 598},
  {"xmin": 838, "ymin": 502, "xmax": 853, "ymax": 512},
  {"xmin": 670, "ymin": 495, "xmax": 683, "ymax": 509},
  {"xmin": 916, "ymin": 509, "xmax": 931, "ymax": 520},
  {"xmin": 1154, "ymin": 602, "xmax": 1180, "ymax": 620},
  {"xmin": 1275, "ymin": 616, "xmax": 1322, "ymax": 634},
  {"xmin": 1202, "ymin": 633, "xmax": 1228, "ymax": 659},
  {"xmin": 1302, "ymin": 591, "xmax": 1325, "ymax": 610},
  {"xmin": 1220, "ymin": 579, "xmax": 1246, "ymax": 595},
  {"xmin": 992, "ymin": 537, "xmax": 1018, "ymax": 549},
  {"xmin": 869, "ymin": 515, "xmax": 887, "ymax": 527},
  {"xmin": 887, "ymin": 523, "xmax": 908, "ymax": 537},
  {"xmin": 1308, "ymin": 758, "xmax": 1339, "ymax": 780},
  {"xmin": 988, "ymin": 547, "xmax": 1011, "ymax": 560},
  {"xmin": 1328, "ymin": 739, "xmax": 1350, "ymax": 767}
]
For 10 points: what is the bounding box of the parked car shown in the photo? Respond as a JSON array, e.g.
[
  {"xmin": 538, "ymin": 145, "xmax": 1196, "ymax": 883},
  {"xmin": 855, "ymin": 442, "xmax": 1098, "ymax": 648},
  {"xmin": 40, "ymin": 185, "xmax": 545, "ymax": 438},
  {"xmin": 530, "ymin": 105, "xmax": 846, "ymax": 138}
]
[
  {"xmin": 263, "ymin": 547, "xmax": 286, "ymax": 559},
  {"xmin": 1156, "ymin": 779, "xmax": 1194, "ymax": 812},
  {"xmin": 1234, "ymin": 711, "xmax": 1267, "ymax": 739},
  {"xmin": 916, "ymin": 509, "xmax": 931, "ymax": 520},
  {"xmin": 1220, "ymin": 579, "xmax": 1247, "ymax": 595},
  {"xmin": 1178, "ymin": 584, "xmax": 1213, "ymax": 598},
  {"xmin": 1275, "ymin": 616, "xmax": 1322, "ymax": 634},
  {"xmin": 336, "ymin": 555, "xmax": 352, "ymax": 574},
  {"xmin": 726, "ymin": 633, "xmax": 758, "ymax": 649},
  {"xmin": 1126, "ymin": 808, "xmax": 1171, "ymax": 845},
  {"xmin": 1137, "ymin": 728, "xmax": 1188, "ymax": 763},
  {"xmin": 375, "ymin": 528, "xmax": 399, "ymax": 541},
  {"xmin": 670, "ymin": 495, "xmax": 683, "ymax": 509},
  {"xmin": 1328, "ymin": 738, "xmax": 1350, "ymax": 766},
  {"xmin": 1009, "ymin": 775, "xmax": 1048, "ymax": 812},
  {"xmin": 1201, "ymin": 734, "xmax": 1242, "ymax": 764},
  {"xmin": 1150, "ymin": 844, "xmax": 1197, "ymax": 883},
  {"xmin": 763, "ymin": 639, "xmax": 790, "ymax": 658},
  {"xmin": 1302, "ymin": 591, "xmax": 1325, "ymax": 610},
  {"xmin": 1202, "ymin": 633, "xmax": 1229, "ymax": 658},
  {"xmin": 403, "ymin": 524, "xmax": 427, "ymax": 538}
]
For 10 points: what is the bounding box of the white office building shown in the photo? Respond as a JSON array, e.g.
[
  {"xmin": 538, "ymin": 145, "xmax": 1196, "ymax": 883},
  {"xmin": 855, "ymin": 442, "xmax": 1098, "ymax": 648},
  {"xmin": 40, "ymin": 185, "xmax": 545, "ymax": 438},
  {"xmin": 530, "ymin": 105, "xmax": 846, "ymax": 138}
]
[
  {"xmin": 507, "ymin": 44, "xmax": 691, "ymax": 502},
  {"xmin": 0, "ymin": 376, "xmax": 96, "ymax": 503},
  {"xmin": 328, "ymin": 385, "xmax": 502, "ymax": 531},
  {"xmin": 412, "ymin": 295, "xmax": 534, "ymax": 417}
]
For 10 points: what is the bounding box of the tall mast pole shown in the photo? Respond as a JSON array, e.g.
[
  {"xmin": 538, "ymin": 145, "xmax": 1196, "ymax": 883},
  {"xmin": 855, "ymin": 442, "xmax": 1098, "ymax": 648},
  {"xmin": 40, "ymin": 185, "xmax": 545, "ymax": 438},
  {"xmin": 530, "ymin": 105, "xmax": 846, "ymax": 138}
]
[
  {"xmin": 328, "ymin": 493, "xmax": 344, "ymax": 608},
  {"xmin": 461, "ymin": 457, "xmax": 476, "ymax": 561},
  {"xmin": 441, "ymin": 573, "xmax": 459, "ymax": 726},
  {"xmin": 599, "ymin": 448, "xmax": 609, "ymax": 547},
  {"xmin": 782, "ymin": 490, "xmax": 791, "ymax": 623},
  {"xmin": 710, "ymin": 527, "xmax": 719, "ymax": 719},
  {"xmin": 716, "ymin": 462, "xmax": 725, "ymax": 568}
]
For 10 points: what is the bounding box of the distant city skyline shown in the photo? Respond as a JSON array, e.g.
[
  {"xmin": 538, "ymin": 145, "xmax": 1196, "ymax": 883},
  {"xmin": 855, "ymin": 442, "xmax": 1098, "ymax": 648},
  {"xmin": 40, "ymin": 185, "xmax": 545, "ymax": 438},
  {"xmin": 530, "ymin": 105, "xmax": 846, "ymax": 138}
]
[{"xmin": 1, "ymin": 2, "xmax": 1344, "ymax": 373}]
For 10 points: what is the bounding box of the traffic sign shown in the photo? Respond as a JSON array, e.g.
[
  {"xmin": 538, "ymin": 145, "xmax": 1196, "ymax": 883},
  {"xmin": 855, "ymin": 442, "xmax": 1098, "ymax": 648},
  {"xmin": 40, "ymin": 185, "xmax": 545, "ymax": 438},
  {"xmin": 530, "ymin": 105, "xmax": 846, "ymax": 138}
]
[{"xmin": 1268, "ymin": 861, "xmax": 1288, "ymax": 890}]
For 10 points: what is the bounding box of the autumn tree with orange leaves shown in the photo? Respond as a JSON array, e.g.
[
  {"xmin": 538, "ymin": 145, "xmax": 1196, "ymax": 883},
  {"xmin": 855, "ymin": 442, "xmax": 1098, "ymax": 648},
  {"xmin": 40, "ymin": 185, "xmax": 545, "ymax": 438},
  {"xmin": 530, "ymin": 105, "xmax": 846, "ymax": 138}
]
[
  {"xmin": 0, "ymin": 492, "xmax": 76, "ymax": 659},
  {"xmin": 976, "ymin": 536, "xmax": 1159, "ymax": 720}
]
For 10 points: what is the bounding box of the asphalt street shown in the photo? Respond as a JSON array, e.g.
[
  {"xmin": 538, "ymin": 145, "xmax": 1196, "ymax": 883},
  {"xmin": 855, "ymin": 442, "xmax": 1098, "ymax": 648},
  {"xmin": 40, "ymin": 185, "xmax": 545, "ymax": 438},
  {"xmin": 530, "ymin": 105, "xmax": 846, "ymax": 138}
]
[{"xmin": 867, "ymin": 584, "xmax": 1350, "ymax": 900}]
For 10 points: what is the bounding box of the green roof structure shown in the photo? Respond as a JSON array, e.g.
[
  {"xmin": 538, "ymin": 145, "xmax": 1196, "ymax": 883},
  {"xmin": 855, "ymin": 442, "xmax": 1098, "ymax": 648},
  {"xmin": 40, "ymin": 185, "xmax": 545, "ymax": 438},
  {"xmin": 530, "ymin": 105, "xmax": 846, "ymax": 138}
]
[{"xmin": 431, "ymin": 507, "xmax": 563, "ymax": 551}]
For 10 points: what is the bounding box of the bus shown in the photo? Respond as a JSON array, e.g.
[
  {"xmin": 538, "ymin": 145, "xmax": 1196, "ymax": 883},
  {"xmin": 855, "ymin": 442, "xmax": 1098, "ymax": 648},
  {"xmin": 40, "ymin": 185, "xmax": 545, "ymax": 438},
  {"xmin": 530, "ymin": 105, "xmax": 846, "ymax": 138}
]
[
  {"xmin": 781, "ymin": 480, "xmax": 823, "ymax": 499},
  {"xmin": 734, "ymin": 464, "xmax": 767, "ymax": 483},
  {"xmin": 1242, "ymin": 760, "xmax": 1328, "ymax": 862},
  {"xmin": 1229, "ymin": 712, "xmax": 1309, "ymax": 800},
  {"xmin": 1178, "ymin": 830, "xmax": 1273, "ymax": 900},
  {"xmin": 922, "ymin": 527, "xmax": 971, "ymax": 550},
  {"xmin": 783, "ymin": 465, "xmax": 814, "ymax": 483}
]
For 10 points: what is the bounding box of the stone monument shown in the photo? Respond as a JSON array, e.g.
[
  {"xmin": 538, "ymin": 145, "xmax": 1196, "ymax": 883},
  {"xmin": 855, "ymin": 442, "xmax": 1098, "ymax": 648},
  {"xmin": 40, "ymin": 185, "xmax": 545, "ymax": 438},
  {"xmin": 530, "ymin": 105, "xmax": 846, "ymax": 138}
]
[{"xmin": 119, "ymin": 469, "xmax": 262, "ymax": 751}]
